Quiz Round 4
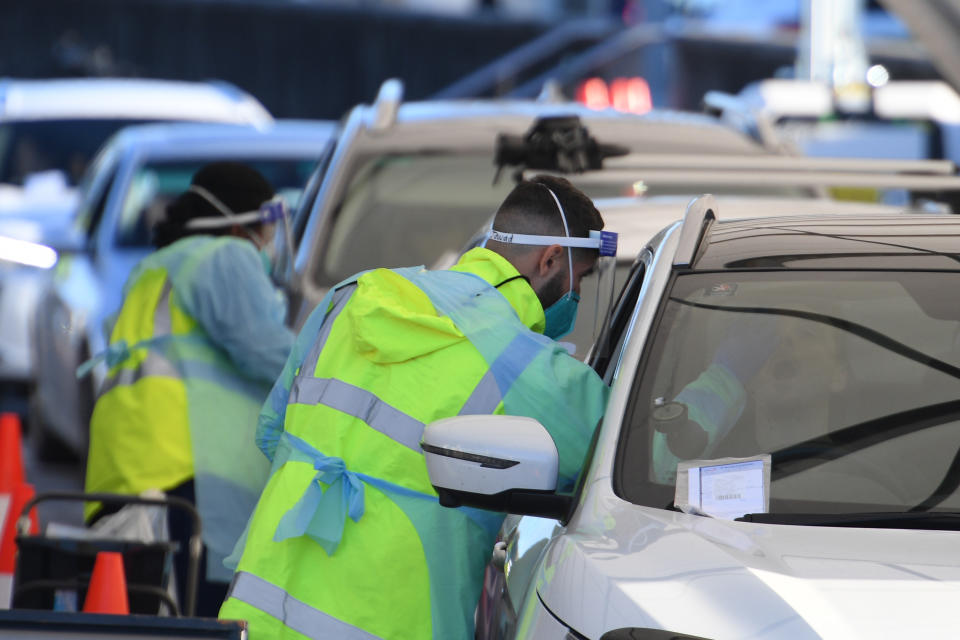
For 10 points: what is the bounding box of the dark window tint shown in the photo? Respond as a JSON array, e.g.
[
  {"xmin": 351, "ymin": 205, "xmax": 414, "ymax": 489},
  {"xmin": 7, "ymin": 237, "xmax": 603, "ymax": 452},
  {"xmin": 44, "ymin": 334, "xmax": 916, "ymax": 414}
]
[{"xmin": 0, "ymin": 119, "xmax": 154, "ymax": 186}]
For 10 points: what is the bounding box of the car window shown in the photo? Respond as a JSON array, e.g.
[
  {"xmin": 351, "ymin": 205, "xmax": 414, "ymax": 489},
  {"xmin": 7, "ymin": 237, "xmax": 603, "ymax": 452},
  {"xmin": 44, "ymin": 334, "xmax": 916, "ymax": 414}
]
[
  {"xmin": 563, "ymin": 261, "xmax": 633, "ymax": 361},
  {"xmin": 616, "ymin": 270, "xmax": 960, "ymax": 514},
  {"xmin": 292, "ymin": 137, "xmax": 336, "ymax": 248},
  {"xmin": 0, "ymin": 119, "xmax": 153, "ymax": 186},
  {"xmin": 114, "ymin": 158, "xmax": 317, "ymax": 248},
  {"xmin": 587, "ymin": 251, "xmax": 649, "ymax": 376},
  {"xmin": 80, "ymin": 170, "xmax": 118, "ymax": 248},
  {"xmin": 311, "ymin": 152, "xmax": 644, "ymax": 288}
]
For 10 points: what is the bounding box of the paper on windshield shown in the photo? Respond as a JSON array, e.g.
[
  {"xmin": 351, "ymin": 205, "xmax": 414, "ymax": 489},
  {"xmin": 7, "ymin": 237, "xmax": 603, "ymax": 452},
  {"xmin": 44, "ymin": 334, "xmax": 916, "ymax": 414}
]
[{"xmin": 675, "ymin": 454, "xmax": 771, "ymax": 520}]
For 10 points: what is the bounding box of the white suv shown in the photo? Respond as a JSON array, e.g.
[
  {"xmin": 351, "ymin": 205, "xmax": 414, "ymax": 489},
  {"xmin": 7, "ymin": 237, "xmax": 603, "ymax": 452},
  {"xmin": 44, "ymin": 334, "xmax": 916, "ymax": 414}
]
[{"xmin": 425, "ymin": 197, "xmax": 960, "ymax": 639}]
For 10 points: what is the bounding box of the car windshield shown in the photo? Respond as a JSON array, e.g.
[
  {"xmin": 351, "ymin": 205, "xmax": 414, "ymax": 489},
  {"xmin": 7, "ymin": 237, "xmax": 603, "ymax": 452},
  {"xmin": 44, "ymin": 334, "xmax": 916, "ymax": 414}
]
[
  {"xmin": 617, "ymin": 270, "xmax": 960, "ymax": 515},
  {"xmin": 312, "ymin": 152, "xmax": 812, "ymax": 288},
  {"xmin": 0, "ymin": 119, "xmax": 153, "ymax": 186},
  {"xmin": 115, "ymin": 157, "xmax": 317, "ymax": 247}
]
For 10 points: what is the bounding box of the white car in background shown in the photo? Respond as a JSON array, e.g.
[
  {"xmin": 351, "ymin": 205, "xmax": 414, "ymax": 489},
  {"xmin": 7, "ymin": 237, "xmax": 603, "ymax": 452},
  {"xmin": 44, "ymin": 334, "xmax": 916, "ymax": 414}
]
[
  {"xmin": 0, "ymin": 77, "xmax": 273, "ymax": 394},
  {"xmin": 0, "ymin": 77, "xmax": 272, "ymax": 207},
  {"xmin": 25, "ymin": 120, "xmax": 334, "ymax": 458},
  {"xmin": 283, "ymin": 79, "xmax": 811, "ymax": 328}
]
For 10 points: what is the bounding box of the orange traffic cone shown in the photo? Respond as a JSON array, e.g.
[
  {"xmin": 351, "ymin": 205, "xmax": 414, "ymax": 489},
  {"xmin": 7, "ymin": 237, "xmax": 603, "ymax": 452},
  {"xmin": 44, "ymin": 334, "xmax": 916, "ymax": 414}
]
[
  {"xmin": 83, "ymin": 552, "xmax": 129, "ymax": 615},
  {"xmin": 0, "ymin": 482, "xmax": 38, "ymax": 609},
  {"xmin": 0, "ymin": 412, "xmax": 25, "ymax": 492},
  {"xmin": 0, "ymin": 412, "xmax": 31, "ymax": 610}
]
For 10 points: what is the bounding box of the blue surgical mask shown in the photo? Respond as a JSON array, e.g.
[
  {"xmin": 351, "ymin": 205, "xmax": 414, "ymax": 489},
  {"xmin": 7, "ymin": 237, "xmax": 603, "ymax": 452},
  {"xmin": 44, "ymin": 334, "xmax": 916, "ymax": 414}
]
[
  {"xmin": 543, "ymin": 290, "xmax": 580, "ymax": 340},
  {"xmin": 259, "ymin": 246, "xmax": 273, "ymax": 274}
]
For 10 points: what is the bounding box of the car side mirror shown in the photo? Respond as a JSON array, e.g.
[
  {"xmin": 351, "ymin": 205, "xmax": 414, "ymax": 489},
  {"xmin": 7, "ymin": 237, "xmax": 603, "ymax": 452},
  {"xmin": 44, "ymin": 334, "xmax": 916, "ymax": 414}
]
[{"xmin": 421, "ymin": 415, "xmax": 572, "ymax": 520}]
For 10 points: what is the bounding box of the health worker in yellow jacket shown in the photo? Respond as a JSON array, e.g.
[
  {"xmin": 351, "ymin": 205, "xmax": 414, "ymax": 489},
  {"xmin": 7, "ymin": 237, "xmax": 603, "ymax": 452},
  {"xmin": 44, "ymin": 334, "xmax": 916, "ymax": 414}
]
[
  {"xmin": 84, "ymin": 162, "xmax": 294, "ymax": 615},
  {"xmin": 219, "ymin": 175, "xmax": 612, "ymax": 639}
]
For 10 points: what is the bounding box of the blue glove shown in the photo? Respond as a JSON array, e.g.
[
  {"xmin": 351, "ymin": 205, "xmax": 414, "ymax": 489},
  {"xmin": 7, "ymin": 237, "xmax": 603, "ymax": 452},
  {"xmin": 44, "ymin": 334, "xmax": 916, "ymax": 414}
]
[{"xmin": 713, "ymin": 315, "xmax": 779, "ymax": 382}]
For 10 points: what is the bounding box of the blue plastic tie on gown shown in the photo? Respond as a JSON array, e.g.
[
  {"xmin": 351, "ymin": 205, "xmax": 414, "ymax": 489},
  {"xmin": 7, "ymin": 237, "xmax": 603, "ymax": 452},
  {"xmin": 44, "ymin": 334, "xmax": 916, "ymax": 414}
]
[
  {"xmin": 271, "ymin": 430, "xmax": 504, "ymax": 555},
  {"xmin": 76, "ymin": 339, "xmax": 134, "ymax": 379},
  {"xmin": 274, "ymin": 432, "xmax": 365, "ymax": 555}
]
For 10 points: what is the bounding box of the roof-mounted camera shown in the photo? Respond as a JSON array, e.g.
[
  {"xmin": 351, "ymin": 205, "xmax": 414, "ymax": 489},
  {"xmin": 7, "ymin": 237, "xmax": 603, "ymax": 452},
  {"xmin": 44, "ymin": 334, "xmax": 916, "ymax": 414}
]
[{"xmin": 494, "ymin": 116, "xmax": 628, "ymax": 183}]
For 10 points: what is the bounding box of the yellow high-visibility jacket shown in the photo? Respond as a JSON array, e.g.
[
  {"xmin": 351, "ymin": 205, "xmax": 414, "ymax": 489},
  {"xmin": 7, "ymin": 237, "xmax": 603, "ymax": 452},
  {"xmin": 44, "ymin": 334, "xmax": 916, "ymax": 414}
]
[
  {"xmin": 85, "ymin": 235, "xmax": 292, "ymax": 580},
  {"xmin": 219, "ymin": 248, "xmax": 609, "ymax": 639}
]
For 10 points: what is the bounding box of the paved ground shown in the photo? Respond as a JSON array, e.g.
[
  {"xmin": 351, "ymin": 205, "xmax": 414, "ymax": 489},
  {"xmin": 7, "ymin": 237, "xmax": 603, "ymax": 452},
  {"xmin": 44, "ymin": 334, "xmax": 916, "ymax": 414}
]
[{"xmin": 21, "ymin": 428, "xmax": 86, "ymax": 528}]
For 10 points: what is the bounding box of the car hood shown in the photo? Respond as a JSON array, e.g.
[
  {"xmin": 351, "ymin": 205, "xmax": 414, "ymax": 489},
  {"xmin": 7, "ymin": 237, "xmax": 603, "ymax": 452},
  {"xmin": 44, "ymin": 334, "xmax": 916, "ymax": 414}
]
[{"xmin": 538, "ymin": 495, "xmax": 960, "ymax": 639}]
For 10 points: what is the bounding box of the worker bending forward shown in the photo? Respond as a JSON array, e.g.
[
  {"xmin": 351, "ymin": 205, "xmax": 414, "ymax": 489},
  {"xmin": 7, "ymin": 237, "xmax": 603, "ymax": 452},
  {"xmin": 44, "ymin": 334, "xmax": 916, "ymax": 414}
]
[{"xmin": 219, "ymin": 175, "xmax": 610, "ymax": 638}]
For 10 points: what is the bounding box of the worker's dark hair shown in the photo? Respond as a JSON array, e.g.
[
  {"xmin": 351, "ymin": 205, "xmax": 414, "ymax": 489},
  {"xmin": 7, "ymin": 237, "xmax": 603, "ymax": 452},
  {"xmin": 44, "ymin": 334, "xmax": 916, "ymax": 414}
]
[
  {"xmin": 491, "ymin": 175, "xmax": 604, "ymax": 262},
  {"xmin": 152, "ymin": 161, "xmax": 275, "ymax": 249}
]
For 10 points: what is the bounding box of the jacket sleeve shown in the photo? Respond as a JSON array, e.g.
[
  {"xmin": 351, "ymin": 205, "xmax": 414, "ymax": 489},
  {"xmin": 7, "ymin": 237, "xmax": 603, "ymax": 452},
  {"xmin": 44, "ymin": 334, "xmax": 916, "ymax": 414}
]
[
  {"xmin": 255, "ymin": 285, "xmax": 342, "ymax": 461},
  {"xmin": 651, "ymin": 362, "xmax": 747, "ymax": 484},
  {"xmin": 510, "ymin": 347, "xmax": 609, "ymax": 494},
  {"xmin": 178, "ymin": 240, "xmax": 294, "ymax": 385}
]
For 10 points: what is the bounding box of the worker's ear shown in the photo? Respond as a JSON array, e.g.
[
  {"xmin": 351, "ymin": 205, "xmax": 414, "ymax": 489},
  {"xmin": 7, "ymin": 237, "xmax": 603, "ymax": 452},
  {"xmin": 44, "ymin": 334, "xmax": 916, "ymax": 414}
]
[{"xmin": 535, "ymin": 244, "xmax": 564, "ymax": 278}]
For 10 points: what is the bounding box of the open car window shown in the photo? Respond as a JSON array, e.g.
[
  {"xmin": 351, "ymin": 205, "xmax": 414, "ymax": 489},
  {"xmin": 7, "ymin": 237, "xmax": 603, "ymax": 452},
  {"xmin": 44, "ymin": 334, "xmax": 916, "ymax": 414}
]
[{"xmin": 114, "ymin": 157, "xmax": 316, "ymax": 248}]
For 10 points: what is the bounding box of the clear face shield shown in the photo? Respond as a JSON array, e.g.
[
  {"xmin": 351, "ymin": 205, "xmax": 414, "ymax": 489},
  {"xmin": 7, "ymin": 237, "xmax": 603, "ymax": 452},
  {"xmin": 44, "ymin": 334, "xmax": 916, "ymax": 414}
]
[
  {"xmin": 482, "ymin": 187, "xmax": 618, "ymax": 350},
  {"xmin": 183, "ymin": 184, "xmax": 295, "ymax": 283}
]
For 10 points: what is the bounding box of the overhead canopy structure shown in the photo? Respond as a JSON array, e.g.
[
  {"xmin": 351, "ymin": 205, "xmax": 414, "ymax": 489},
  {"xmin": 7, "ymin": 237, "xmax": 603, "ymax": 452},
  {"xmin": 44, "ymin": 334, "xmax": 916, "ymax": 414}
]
[{"xmin": 879, "ymin": 0, "xmax": 960, "ymax": 97}]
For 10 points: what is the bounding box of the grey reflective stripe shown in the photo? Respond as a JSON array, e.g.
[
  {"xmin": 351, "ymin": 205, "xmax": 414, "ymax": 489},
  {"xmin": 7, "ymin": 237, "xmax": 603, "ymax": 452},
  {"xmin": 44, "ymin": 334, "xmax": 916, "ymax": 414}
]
[
  {"xmin": 458, "ymin": 368, "xmax": 502, "ymax": 415},
  {"xmin": 300, "ymin": 284, "xmax": 356, "ymax": 378},
  {"xmin": 99, "ymin": 280, "xmax": 178, "ymax": 395},
  {"xmin": 289, "ymin": 377, "xmax": 425, "ymax": 453},
  {"xmin": 99, "ymin": 352, "xmax": 180, "ymax": 395},
  {"xmin": 228, "ymin": 571, "xmax": 383, "ymax": 640},
  {"xmin": 153, "ymin": 281, "xmax": 173, "ymax": 335}
]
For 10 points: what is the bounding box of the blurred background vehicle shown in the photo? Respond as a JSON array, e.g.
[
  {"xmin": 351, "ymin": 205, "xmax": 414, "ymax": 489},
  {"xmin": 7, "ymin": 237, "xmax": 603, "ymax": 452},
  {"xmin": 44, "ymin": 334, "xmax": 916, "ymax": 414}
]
[
  {"xmin": 0, "ymin": 78, "xmax": 272, "ymax": 211},
  {"xmin": 25, "ymin": 119, "xmax": 334, "ymax": 460},
  {"xmin": 0, "ymin": 78, "xmax": 274, "ymax": 408},
  {"xmin": 283, "ymin": 78, "xmax": 816, "ymax": 329}
]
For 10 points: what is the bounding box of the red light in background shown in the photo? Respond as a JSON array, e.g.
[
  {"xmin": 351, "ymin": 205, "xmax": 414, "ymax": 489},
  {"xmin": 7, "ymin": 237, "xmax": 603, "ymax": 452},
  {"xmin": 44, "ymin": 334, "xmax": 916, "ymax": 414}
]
[
  {"xmin": 610, "ymin": 77, "xmax": 652, "ymax": 114},
  {"xmin": 577, "ymin": 77, "xmax": 610, "ymax": 110},
  {"xmin": 576, "ymin": 76, "xmax": 652, "ymax": 114}
]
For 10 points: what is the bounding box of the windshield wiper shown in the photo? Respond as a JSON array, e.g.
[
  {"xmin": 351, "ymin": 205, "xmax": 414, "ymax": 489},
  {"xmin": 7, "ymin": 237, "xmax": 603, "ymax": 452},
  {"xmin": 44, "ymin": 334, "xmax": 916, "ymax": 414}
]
[
  {"xmin": 737, "ymin": 511, "xmax": 960, "ymax": 531},
  {"xmin": 672, "ymin": 299, "xmax": 960, "ymax": 381},
  {"xmin": 770, "ymin": 399, "xmax": 960, "ymax": 480}
]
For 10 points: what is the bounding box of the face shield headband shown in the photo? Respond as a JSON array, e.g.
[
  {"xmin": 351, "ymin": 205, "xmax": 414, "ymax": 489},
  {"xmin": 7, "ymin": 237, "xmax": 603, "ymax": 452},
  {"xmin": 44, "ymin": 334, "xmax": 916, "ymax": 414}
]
[
  {"xmin": 484, "ymin": 186, "xmax": 618, "ymax": 340},
  {"xmin": 182, "ymin": 184, "xmax": 287, "ymax": 231}
]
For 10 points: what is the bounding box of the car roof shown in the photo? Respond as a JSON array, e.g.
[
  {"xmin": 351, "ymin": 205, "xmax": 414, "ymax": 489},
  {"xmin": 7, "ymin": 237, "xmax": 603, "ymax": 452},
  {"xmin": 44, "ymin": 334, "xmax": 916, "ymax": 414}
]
[
  {"xmin": 100, "ymin": 120, "xmax": 335, "ymax": 159},
  {"xmin": 597, "ymin": 195, "xmax": 910, "ymax": 260},
  {"xmin": 0, "ymin": 77, "xmax": 272, "ymax": 124},
  {"xmin": 694, "ymin": 214, "xmax": 960, "ymax": 271},
  {"xmin": 355, "ymin": 99, "xmax": 768, "ymax": 156}
]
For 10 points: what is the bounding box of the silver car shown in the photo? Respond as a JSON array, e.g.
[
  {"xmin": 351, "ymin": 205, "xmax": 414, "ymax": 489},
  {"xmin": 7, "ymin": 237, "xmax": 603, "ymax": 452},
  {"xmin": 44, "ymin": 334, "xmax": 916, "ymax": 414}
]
[{"xmin": 27, "ymin": 120, "xmax": 335, "ymax": 458}]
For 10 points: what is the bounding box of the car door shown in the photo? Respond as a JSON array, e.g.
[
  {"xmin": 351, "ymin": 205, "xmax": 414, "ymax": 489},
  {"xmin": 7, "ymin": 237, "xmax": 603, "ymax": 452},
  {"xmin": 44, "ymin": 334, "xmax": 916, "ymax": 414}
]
[
  {"xmin": 31, "ymin": 152, "xmax": 121, "ymax": 454},
  {"xmin": 476, "ymin": 248, "xmax": 653, "ymax": 640}
]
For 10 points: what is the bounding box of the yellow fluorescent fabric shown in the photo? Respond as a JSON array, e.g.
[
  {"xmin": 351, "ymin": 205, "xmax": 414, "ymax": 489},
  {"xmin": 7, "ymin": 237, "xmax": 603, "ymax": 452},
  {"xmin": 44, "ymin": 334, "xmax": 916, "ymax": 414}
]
[
  {"xmin": 84, "ymin": 266, "xmax": 192, "ymax": 521},
  {"xmin": 84, "ymin": 376, "xmax": 191, "ymax": 520},
  {"xmin": 221, "ymin": 248, "xmax": 607, "ymax": 639},
  {"xmin": 83, "ymin": 236, "xmax": 284, "ymax": 571}
]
